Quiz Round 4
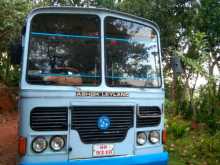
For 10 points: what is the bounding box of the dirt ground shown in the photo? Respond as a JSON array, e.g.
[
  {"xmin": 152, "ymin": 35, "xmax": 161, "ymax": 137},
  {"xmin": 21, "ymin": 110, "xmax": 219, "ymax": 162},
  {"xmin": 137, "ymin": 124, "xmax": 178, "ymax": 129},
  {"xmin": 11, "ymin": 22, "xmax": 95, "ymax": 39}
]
[
  {"xmin": 0, "ymin": 112, "xmax": 18, "ymax": 165},
  {"xmin": 0, "ymin": 84, "xmax": 19, "ymax": 165}
]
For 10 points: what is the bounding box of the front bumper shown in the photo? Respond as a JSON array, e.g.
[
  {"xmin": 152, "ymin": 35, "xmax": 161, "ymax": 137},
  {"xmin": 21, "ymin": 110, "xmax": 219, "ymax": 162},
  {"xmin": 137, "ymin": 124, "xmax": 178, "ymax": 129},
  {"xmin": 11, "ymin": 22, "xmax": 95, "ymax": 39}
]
[{"xmin": 20, "ymin": 152, "xmax": 168, "ymax": 165}]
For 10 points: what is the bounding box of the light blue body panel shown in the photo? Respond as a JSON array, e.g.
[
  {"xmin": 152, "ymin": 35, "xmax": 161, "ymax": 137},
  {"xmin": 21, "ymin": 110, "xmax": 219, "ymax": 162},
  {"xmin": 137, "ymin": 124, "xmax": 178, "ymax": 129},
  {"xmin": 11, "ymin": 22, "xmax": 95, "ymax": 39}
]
[
  {"xmin": 18, "ymin": 7, "xmax": 168, "ymax": 165},
  {"xmin": 20, "ymin": 152, "xmax": 168, "ymax": 165}
]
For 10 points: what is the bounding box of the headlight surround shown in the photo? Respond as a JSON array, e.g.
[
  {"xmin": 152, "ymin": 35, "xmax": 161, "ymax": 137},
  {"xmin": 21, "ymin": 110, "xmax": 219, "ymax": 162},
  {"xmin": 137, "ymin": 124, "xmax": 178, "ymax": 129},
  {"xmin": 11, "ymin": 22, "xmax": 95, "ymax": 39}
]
[
  {"xmin": 32, "ymin": 136, "xmax": 47, "ymax": 153},
  {"xmin": 50, "ymin": 136, "xmax": 65, "ymax": 151},
  {"xmin": 137, "ymin": 132, "xmax": 147, "ymax": 145},
  {"xmin": 149, "ymin": 130, "xmax": 160, "ymax": 144}
]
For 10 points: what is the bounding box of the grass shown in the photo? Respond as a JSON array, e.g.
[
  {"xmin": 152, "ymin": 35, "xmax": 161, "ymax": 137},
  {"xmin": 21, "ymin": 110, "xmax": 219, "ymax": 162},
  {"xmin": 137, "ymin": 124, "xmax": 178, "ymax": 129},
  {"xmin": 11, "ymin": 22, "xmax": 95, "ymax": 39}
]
[{"xmin": 165, "ymin": 116, "xmax": 220, "ymax": 165}]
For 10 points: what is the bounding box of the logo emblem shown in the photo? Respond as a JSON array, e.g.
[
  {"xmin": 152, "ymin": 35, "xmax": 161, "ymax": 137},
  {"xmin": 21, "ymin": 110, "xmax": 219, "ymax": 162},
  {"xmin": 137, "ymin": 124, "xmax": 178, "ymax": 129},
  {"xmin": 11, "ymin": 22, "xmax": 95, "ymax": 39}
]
[{"xmin": 97, "ymin": 116, "xmax": 111, "ymax": 130}]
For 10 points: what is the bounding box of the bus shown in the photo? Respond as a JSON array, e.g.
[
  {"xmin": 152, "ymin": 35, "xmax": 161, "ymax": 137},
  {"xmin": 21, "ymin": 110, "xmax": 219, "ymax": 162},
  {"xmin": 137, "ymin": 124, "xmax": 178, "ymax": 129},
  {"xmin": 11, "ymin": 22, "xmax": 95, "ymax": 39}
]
[{"xmin": 14, "ymin": 7, "xmax": 168, "ymax": 165}]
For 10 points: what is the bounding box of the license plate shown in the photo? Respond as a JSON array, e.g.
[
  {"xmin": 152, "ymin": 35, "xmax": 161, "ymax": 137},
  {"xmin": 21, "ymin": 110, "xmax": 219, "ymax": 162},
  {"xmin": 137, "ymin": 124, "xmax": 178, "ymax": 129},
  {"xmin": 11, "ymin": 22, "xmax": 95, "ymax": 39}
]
[{"xmin": 93, "ymin": 144, "xmax": 114, "ymax": 157}]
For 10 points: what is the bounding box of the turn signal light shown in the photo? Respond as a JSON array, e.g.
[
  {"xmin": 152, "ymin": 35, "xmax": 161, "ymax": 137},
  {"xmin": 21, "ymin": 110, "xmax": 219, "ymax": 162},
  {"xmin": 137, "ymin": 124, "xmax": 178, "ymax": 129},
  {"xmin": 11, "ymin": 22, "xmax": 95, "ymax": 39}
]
[
  {"xmin": 18, "ymin": 136, "xmax": 26, "ymax": 156},
  {"xmin": 162, "ymin": 129, "xmax": 167, "ymax": 144}
]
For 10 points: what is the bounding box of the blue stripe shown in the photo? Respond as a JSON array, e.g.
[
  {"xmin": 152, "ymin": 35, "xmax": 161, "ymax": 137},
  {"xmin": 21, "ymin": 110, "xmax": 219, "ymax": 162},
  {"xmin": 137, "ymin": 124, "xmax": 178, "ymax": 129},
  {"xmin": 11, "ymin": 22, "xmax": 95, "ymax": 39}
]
[
  {"xmin": 19, "ymin": 152, "xmax": 168, "ymax": 165},
  {"xmin": 30, "ymin": 73, "xmax": 159, "ymax": 80},
  {"xmin": 31, "ymin": 32, "xmax": 154, "ymax": 44},
  {"xmin": 30, "ymin": 73, "xmax": 159, "ymax": 81},
  {"xmin": 31, "ymin": 32, "xmax": 100, "ymax": 39}
]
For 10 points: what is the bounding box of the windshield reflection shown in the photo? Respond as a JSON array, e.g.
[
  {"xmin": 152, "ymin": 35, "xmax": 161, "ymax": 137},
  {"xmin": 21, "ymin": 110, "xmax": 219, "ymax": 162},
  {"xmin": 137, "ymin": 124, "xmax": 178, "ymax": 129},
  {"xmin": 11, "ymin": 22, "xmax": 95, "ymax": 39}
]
[
  {"xmin": 27, "ymin": 14, "xmax": 101, "ymax": 86},
  {"xmin": 105, "ymin": 17, "xmax": 161, "ymax": 87}
]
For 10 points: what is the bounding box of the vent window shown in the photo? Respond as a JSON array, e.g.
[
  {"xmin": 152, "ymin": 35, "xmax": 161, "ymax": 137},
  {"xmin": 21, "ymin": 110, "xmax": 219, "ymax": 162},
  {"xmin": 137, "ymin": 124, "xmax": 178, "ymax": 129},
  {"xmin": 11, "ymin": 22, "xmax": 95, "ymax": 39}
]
[
  {"xmin": 30, "ymin": 107, "xmax": 68, "ymax": 131},
  {"xmin": 137, "ymin": 106, "xmax": 161, "ymax": 127}
]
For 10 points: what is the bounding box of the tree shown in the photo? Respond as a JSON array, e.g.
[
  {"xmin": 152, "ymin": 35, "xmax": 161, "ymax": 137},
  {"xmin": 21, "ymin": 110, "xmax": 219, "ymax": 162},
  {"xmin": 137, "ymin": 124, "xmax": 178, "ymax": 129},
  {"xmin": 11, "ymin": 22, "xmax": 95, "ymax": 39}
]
[{"xmin": 0, "ymin": 0, "xmax": 31, "ymax": 85}]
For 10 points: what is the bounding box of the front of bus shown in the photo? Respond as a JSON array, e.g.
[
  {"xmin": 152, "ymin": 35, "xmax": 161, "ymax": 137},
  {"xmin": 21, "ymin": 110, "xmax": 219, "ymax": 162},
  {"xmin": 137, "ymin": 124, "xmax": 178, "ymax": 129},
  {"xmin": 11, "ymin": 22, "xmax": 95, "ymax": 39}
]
[{"xmin": 18, "ymin": 7, "xmax": 168, "ymax": 165}]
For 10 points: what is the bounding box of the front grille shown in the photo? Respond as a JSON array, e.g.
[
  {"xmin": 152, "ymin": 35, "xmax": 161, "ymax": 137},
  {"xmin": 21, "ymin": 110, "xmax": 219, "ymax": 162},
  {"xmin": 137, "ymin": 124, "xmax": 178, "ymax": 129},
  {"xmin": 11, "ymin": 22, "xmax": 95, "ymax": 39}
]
[
  {"xmin": 137, "ymin": 106, "xmax": 161, "ymax": 127},
  {"xmin": 71, "ymin": 106, "xmax": 134, "ymax": 144},
  {"xmin": 30, "ymin": 107, "xmax": 68, "ymax": 131}
]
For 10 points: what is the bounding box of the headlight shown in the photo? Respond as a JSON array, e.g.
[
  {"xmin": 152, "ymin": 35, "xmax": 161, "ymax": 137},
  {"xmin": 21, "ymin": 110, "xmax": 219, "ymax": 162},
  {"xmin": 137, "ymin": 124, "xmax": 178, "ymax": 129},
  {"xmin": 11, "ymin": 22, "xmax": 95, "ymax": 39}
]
[
  {"xmin": 32, "ymin": 136, "xmax": 47, "ymax": 153},
  {"xmin": 137, "ymin": 132, "xmax": 147, "ymax": 145},
  {"xmin": 50, "ymin": 136, "xmax": 65, "ymax": 151},
  {"xmin": 149, "ymin": 130, "xmax": 160, "ymax": 144}
]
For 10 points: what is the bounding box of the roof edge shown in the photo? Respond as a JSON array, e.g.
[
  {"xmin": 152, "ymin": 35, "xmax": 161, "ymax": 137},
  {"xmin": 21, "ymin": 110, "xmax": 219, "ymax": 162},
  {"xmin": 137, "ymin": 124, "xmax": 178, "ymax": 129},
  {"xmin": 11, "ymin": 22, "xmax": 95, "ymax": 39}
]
[{"xmin": 28, "ymin": 6, "xmax": 160, "ymax": 31}]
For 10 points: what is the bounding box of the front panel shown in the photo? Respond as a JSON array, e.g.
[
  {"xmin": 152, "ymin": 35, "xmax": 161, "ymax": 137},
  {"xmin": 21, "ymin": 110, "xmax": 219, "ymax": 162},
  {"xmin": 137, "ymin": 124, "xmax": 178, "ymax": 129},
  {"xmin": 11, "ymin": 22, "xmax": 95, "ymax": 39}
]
[{"xmin": 18, "ymin": 7, "xmax": 167, "ymax": 165}]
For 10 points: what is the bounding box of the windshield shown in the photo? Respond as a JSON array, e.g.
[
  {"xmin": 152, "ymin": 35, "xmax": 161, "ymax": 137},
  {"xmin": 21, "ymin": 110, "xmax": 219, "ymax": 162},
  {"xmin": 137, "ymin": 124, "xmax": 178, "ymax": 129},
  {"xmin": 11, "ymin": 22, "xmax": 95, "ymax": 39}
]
[
  {"xmin": 27, "ymin": 14, "xmax": 101, "ymax": 86},
  {"xmin": 105, "ymin": 17, "xmax": 161, "ymax": 88}
]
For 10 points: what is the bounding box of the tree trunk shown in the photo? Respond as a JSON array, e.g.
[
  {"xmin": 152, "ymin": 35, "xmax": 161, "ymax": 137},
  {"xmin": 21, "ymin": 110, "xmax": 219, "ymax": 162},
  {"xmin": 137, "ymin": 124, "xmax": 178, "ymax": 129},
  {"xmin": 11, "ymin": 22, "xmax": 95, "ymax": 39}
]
[{"xmin": 171, "ymin": 72, "xmax": 177, "ymax": 102}]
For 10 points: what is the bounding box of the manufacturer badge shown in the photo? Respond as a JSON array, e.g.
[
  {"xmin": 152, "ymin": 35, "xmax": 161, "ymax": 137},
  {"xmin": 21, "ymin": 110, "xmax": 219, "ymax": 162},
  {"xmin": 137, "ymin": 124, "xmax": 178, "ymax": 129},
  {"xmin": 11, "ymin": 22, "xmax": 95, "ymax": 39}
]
[{"xmin": 97, "ymin": 116, "xmax": 111, "ymax": 130}]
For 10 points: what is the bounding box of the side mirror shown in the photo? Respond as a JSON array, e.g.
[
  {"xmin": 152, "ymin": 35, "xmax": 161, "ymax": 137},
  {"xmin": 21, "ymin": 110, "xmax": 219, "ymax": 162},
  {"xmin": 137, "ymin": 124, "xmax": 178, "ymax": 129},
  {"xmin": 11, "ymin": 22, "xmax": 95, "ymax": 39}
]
[
  {"xmin": 9, "ymin": 41, "xmax": 22, "ymax": 65},
  {"xmin": 9, "ymin": 26, "xmax": 26, "ymax": 65},
  {"xmin": 171, "ymin": 56, "xmax": 183, "ymax": 74}
]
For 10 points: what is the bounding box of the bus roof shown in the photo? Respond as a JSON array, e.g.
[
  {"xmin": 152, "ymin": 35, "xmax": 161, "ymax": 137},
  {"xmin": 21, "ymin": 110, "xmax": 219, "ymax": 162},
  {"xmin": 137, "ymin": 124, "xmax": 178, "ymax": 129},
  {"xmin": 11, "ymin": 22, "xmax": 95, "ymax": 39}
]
[{"xmin": 28, "ymin": 7, "xmax": 160, "ymax": 31}]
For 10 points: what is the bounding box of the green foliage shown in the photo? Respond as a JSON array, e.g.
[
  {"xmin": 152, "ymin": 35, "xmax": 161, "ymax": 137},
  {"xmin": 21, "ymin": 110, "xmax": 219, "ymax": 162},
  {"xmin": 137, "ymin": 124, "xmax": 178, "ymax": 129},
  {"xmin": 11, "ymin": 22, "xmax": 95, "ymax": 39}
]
[
  {"xmin": 196, "ymin": 81, "xmax": 220, "ymax": 133},
  {"xmin": 0, "ymin": 0, "xmax": 30, "ymax": 52},
  {"xmin": 169, "ymin": 122, "xmax": 188, "ymax": 138},
  {"xmin": 0, "ymin": 53, "xmax": 20, "ymax": 86},
  {"xmin": 167, "ymin": 117, "xmax": 190, "ymax": 138},
  {"xmin": 96, "ymin": 0, "xmax": 119, "ymax": 9},
  {"xmin": 198, "ymin": 132, "xmax": 220, "ymax": 157},
  {"xmin": 165, "ymin": 99, "xmax": 176, "ymax": 113},
  {"xmin": 0, "ymin": 0, "xmax": 30, "ymax": 85},
  {"xmin": 198, "ymin": 0, "xmax": 220, "ymax": 50},
  {"xmin": 180, "ymin": 32, "xmax": 208, "ymax": 77},
  {"xmin": 166, "ymin": 115, "xmax": 220, "ymax": 165}
]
